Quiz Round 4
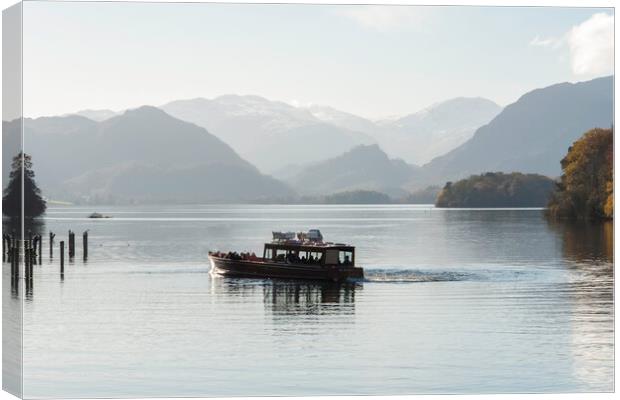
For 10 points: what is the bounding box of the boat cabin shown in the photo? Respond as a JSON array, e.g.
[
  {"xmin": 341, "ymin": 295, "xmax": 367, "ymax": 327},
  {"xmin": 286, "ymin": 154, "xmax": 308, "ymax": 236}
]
[{"xmin": 263, "ymin": 231, "xmax": 355, "ymax": 267}]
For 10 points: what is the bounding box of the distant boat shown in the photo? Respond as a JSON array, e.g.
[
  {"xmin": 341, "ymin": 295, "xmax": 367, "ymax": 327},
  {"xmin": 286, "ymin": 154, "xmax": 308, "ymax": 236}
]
[
  {"xmin": 88, "ymin": 212, "xmax": 111, "ymax": 219},
  {"xmin": 208, "ymin": 229, "xmax": 364, "ymax": 282}
]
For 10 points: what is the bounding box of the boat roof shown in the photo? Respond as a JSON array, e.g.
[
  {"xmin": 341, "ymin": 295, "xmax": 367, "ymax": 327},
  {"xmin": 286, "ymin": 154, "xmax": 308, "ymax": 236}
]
[{"xmin": 265, "ymin": 240, "xmax": 354, "ymax": 252}]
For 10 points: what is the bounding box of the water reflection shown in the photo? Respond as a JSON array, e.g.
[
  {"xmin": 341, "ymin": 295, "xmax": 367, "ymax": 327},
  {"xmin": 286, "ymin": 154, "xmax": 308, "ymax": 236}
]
[
  {"xmin": 545, "ymin": 219, "xmax": 614, "ymax": 390},
  {"xmin": 548, "ymin": 219, "xmax": 613, "ymax": 268},
  {"xmin": 210, "ymin": 276, "xmax": 360, "ymax": 317},
  {"xmin": 263, "ymin": 280, "xmax": 359, "ymax": 315},
  {"xmin": 3, "ymin": 218, "xmax": 21, "ymax": 297}
]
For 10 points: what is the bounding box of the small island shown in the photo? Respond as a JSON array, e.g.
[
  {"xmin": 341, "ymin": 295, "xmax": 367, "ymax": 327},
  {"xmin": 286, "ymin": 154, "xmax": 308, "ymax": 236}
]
[
  {"xmin": 435, "ymin": 172, "xmax": 555, "ymax": 208},
  {"xmin": 323, "ymin": 190, "xmax": 392, "ymax": 204}
]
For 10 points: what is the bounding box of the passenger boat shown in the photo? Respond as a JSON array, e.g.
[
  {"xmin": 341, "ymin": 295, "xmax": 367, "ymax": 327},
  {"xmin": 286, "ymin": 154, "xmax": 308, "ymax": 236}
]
[{"xmin": 208, "ymin": 229, "xmax": 364, "ymax": 282}]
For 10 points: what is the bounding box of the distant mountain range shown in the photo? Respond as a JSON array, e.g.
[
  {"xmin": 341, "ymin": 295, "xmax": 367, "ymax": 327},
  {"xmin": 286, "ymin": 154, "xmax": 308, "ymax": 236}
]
[
  {"xmin": 374, "ymin": 97, "xmax": 502, "ymax": 164},
  {"xmin": 159, "ymin": 95, "xmax": 502, "ymax": 171},
  {"xmin": 420, "ymin": 76, "xmax": 614, "ymax": 185},
  {"xmin": 4, "ymin": 75, "xmax": 613, "ymax": 205},
  {"xmin": 69, "ymin": 95, "xmax": 504, "ymax": 171},
  {"xmin": 6, "ymin": 107, "xmax": 291, "ymax": 203},
  {"xmin": 67, "ymin": 109, "xmax": 121, "ymax": 122},
  {"xmin": 285, "ymin": 144, "xmax": 418, "ymax": 197},
  {"xmin": 160, "ymin": 95, "xmax": 376, "ymax": 173}
]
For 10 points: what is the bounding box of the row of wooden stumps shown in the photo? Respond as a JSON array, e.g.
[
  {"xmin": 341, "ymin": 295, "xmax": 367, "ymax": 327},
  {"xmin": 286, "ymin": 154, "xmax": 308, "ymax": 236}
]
[
  {"xmin": 4, "ymin": 234, "xmax": 20, "ymax": 291},
  {"xmin": 3, "ymin": 230, "xmax": 89, "ymax": 284}
]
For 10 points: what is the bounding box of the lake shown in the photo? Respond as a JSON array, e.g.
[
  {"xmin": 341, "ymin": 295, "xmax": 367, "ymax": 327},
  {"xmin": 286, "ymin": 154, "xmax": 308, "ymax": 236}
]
[{"xmin": 3, "ymin": 204, "xmax": 614, "ymax": 397}]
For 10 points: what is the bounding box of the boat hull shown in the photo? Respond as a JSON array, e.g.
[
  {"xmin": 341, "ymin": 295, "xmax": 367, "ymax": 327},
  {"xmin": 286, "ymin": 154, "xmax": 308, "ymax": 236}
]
[{"xmin": 209, "ymin": 256, "xmax": 364, "ymax": 282}]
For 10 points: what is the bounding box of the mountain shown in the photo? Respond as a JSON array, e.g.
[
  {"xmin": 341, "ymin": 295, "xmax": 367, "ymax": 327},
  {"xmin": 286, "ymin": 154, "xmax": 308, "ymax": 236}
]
[
  {"xmin": 160, "ymin": 95, "xmax": 375, "ymax": 172},
  {"xmin": 285, "ymin": 144, "xmax": 418, "ymax": 197},
  {"xmin": 160, "ymin": 95, "xmax": 502, "ymax": 170},
  {"xmin": 305, "ymin": 105, "xmax": 377, "ymax": 135},
  {"xmin": 421, "ymin": 76, "xmax": 614, "ymax": 185},
  {"xmin": 11, "ymin": 106, "xmax": 292, "ymax": 203},
  {"xmin": 373, "ymin": 97, "xmax": 502, "ymax": 164},
  {"xmin": 70, "ymin": 109, "xmax": 121, "ymax": 121}
]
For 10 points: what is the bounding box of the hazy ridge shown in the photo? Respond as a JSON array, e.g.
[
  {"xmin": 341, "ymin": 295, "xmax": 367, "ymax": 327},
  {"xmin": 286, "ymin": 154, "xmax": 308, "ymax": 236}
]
[{"xmin": 4, "ymin": 76, "xmax": 613, "ymax": 205}]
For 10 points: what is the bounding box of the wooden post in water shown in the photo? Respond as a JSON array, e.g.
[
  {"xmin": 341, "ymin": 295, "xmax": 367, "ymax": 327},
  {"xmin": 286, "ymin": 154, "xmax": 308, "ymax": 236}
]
[
  {"xmin": 15, "ymin": 244, "xmax": 20, "ymax": 278},
  {"xmin": 25, "ymin": 240, "xmax": 33, "ymax": 293},
  {"xmin": 7, "ymin": 236, "xmax": 13, "ymax": 263},
  {"xmin": 31, "ymin": 237, "xmax": 37, "ymax": 266},
  {"xmin": 10, "ymin": 241, "xmax": 17, "ymax": 278},
  {"xmin": 30, "ymin": 241, "xmax": 35, "ymax": 279},
  {"xmin": 49, "ymin": 231, "xmax": 55, "ymax": 259},
  {"xmin": 38, "ymin": 235, "xmax": 42, "ymax": 265},
  {"xmin": 30, "ymin": 239, "xmax": 34, "ymax": 265},
  {"xmin": 69, "ymin": 230, "xmax": 75, "ymax": 258},
  {"xmin": 60, "ymin": 241, "xmax": 65, "ymax": 274},
  {"xmin": 24, "ymin": 241, "xmax": 31, "ymax": 281},
  {"xmin": 29, "ymin": 240, "xmax": 34, "ymax": 278},
  {"xmin": 83, "ymin": 231, "xmax": 88, "ymax": 261}
]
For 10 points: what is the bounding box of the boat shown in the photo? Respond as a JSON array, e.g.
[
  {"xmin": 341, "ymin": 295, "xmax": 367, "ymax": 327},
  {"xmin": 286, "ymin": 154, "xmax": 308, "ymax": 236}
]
[
  {"xmin": 208, "ymin": 229, "xmax": 364, "ymax": 282},
  {"xmin": 88, "ymin": 212, "xmax": 111, "ymax": 219},
  {"xmin": 88, "ymin": 212, "xmax": 109, "ymax": 218}
]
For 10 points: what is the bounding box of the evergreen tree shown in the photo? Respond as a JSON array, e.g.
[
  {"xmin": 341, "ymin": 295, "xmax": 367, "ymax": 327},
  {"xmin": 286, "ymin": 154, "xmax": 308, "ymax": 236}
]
[{"xmin": 2, "ymin": 152, "xmax": 47, "ymax": 219}]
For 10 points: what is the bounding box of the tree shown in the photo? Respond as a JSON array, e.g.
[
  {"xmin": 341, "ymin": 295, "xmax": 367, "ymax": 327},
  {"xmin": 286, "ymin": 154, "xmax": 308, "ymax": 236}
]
[
  {"xmin": 3, "ymin": 152, "xmax": 47, "ymax": 219},
  {"xmin": 435, "ymin": 172, "xmax": 555, "ymax": 208},
  {"xmin": 547, "ymin": 128, "xmax": 613, "ymax": 219}
]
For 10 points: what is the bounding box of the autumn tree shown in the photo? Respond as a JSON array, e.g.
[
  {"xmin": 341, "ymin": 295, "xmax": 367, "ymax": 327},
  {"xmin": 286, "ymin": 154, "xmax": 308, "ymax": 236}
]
[
  {"xmin": 2, "ymin": 152, "xmax": 47, "ymax": 219},
  {"xmin": 435, "ymin": 172, "xmax": 555, "ymax": 208},
  {"xmin": 547, "ymin": 128, "xmax": 613, "ymax": 219}
]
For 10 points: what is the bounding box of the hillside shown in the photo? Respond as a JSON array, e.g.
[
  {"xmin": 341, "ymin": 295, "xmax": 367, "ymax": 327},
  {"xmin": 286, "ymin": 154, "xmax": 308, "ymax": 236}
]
[
  {"xmin": 285, "ymin": 144, "xmax": 417, "ymax": 197},
  {"xmin": 374, "ymin": 97, "xmax": 502, "ymax": 164},
  {"xmin": 160, "ymin": 95, "xmax": 375, "ymax": 172},
  {"xmin": 305, "ymin": 105, "xmax": 377, "ymax": 135},
  {"xmin": 14, "ymin": 107, "xmax": 293, "ymax": 203},
  {"xmin": 435, "ymin": 172, "xmax": 555, "ymax": 208},
  {"xmin": 422, "ymin": 76, "xmax": 613, "ymax": 184}
]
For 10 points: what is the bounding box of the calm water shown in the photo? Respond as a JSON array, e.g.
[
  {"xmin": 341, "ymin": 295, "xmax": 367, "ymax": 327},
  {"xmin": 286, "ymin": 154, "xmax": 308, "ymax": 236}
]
[{"xmin": 3, "ymin": 205, "xmax": 614, "ymax": 397}]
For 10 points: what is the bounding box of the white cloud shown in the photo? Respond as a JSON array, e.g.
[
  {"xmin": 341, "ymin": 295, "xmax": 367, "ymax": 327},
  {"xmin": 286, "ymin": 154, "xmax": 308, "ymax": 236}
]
[
  {"xmin": 338, "ymin": 6, "xmax": 433, "ymax": 32},
  {"xmin": 529, "ymin": 35, "xmax": 562, "ymax": 49},
  {"xmin": 567, "ymin": 13, "xmax": 614, "ymax": 76}
]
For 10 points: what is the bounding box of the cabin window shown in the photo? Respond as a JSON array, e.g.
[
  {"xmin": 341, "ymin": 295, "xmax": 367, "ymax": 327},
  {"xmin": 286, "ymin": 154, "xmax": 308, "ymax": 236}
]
[
  {"xmin": 265, "ymin": 248, "xmax": 273, "ymax": 259},
  {"xmin": 312, "ymin": 252, "xmax": 324, "ymax": 263},
  {"xmin": 339, "ymin": 251, "xmax": 353, "ymax": 265},
  {"xmin": 275, "ymin": 249, "xmax": 288, "ymax": 261}
]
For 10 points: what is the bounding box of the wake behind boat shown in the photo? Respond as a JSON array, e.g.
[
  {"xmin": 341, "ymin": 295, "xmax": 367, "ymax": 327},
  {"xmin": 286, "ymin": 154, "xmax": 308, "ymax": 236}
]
[{"xmin": 208, "ymin": 229, "xmax": 364, "ymax": 282}]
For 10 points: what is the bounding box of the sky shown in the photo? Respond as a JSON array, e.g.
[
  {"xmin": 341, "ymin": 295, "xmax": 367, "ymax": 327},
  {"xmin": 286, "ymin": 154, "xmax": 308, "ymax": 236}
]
[{"xmin": 22, "ymin": 2, "xmax": 614, "ymax": 119}]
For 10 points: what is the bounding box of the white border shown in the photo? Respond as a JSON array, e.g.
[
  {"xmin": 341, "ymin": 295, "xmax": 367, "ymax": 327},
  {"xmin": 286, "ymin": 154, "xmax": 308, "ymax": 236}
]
[{"xmin": 0, "ymin": 1, "xmax": 616, "ymax": 400}]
